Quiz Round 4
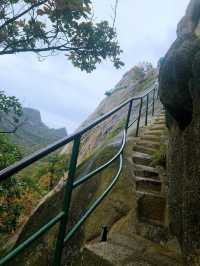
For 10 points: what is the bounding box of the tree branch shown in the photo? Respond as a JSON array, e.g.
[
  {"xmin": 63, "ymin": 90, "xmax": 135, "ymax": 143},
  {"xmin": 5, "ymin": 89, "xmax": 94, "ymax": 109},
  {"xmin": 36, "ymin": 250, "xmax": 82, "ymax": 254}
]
[
  {"xmin": 112, "ymin": 0, "xmax": 119, "ymax": 28},
  {"xmin": 0, "ymin": 44, "xmax": 92, "ymax": 55},
  {"xmin": 0, "ymin": 0, "xmax": 48, "ymax": 30}
]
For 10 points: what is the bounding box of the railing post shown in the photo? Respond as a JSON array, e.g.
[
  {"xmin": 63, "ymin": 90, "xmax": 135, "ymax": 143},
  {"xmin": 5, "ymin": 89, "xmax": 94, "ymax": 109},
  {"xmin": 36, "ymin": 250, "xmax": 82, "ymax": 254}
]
[
  {"xmin": 152, "ymin": 88, "xmax": 156, "ymax": 116},
  {"xmin": 125, "ymin": 100, "xmax": 133, "ymax": 132},
  {"xmin": 100, "ymin": 225, "xmax": 108, "ymax": 242},
  {"xmin": 145, "ymin": 94, "xmax": 149, "ymax": 126},
  {"xmin": 53, "ymin": 135, "xmax": 81, "ymax": 266},
  {"xmin": 156, "ymin": 85, "xmax": 159, "ymax": 99},
  {"xmin": 136, "ymin": 98, "xmax": 143, "ymax": 137}
]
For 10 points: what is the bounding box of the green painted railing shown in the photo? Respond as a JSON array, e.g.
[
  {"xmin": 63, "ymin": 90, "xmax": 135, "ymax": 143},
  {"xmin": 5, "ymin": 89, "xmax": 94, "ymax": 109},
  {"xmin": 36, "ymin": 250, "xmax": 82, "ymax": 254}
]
[{"xmin": 0, "ymin": 83, "xmax": 158, "ymax": 266}]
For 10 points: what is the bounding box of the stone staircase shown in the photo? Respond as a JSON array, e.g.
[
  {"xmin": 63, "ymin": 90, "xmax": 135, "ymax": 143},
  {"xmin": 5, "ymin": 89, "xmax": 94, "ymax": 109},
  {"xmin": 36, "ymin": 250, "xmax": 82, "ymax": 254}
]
[
  {"xmin": 133, "ymin": 113, "xmax": 167, "ymax": 227},
  {"xmin": 75, "ymin": 112, "xmax": 182, "ymax": 266}
]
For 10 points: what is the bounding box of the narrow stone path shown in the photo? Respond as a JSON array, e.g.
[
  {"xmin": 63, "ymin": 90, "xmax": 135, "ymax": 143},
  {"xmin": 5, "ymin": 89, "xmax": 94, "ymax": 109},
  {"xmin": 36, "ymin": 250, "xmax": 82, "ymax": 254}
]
[
  {"xmin": 132, "ymin": 113, "xmax": 167, "ymax": 226},
  {"xmin": 77, "ymin": 112, "xmax": 182, "ymax": 266}
]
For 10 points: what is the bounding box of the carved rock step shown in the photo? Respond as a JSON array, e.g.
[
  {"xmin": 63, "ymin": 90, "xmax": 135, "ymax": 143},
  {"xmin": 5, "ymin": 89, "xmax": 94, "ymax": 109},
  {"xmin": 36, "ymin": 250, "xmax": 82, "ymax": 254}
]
[
  {"xmin": 144, "ymin": 129, "xmax": 165, "ymax": 136},
  {"xmin": 154, "ymin": 117, "xmax": 166, "ymax": 122},
  {"xmin": 141, "ymin": 135, "xmax": 161, "ymax": 142},
  {"xmin": 136, "ymin": 140, "xmax": 160, "ymax": 149},
  {"xmin": 153, "ymin": 122, "xmax": 166, "ymax": 127},
  {"xmin": 137, "ymin": 191, "xmax": 166, "ymax": 226},
  {"xmin": 134, "ymin": 164, "xmax": 159, "ymax": 178},
  {"xmin": 135, "ymin": 176, "xmax": 162, "ymax": 193},
  {"xmin": 148, "ymin": 125, "xmax": 166, "ymax": 131},
  {"xmin": 133, "ymin": 145, "xmax": 157, "ymax": 155},
  {"xmin": 82, "ymin": 233, "xmax": 182, "ymax": 266},
  {"xmin": 132, "ymin": 151, "xmax": 152, "ymax": 166}
]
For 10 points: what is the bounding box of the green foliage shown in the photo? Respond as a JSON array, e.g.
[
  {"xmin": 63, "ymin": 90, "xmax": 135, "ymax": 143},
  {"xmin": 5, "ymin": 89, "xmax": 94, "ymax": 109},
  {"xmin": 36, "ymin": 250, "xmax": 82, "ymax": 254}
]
[
  {"xmin": 0, "ymin": 0, "xmax": 124, "ymax": 72},
  {"xmin": 0, "ymin": 134, "xmax": 24, "ymax": 233},
  {"xmin": 41, "ymin": 153, "xmax": 70, "ymax": 190},
  {"xmin": 0, "ymin": 133, "xmax": 69, "ymax": 235},
  {"xmin": 151, "ymin": 144, "xmax": 167, "ymax": 168},
  {"xmin": 104, "ymin": 90, "xmax": 112, "ymax": 97},
  {"xmin": 0, "ymin": 91, "xmax": 22, "ymax": 117},
  {"xmin": 0, "ymin": 91, "xmax": 22, "ymax": 126}
]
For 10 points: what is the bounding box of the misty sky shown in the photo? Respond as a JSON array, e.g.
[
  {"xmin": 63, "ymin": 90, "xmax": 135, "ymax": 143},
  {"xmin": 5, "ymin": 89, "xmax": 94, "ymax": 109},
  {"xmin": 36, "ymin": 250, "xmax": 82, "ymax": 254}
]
[{"xmin": 0, "ymin": 0, "xmax": 190, "ymax": 133}]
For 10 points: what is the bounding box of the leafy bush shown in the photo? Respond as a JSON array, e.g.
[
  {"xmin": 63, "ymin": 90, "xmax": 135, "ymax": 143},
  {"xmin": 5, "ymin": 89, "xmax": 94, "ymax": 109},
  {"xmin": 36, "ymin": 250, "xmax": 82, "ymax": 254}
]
[
  {"xmin": 104, "ymin": 90, "xmax": 112, "ymax": 96},
  {"xmin": 151, "ymin": 144, "xmax": 167, "ymax": 168},
  {"xmin": 0, "ymin": 134, "xmax": 24, "ymax": 233}
]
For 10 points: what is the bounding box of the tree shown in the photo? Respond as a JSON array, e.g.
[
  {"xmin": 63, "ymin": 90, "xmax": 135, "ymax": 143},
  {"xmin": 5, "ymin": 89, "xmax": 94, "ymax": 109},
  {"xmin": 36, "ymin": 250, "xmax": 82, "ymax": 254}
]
[
  {"xmin": 48, "ymin": 154, "xmax": 60, "ymax": 190},
  {"xmin": 47, "ymin": 153, "xmax": 69, "ymax": 190},
  {"xmin": 0, "ymin": 91, "xmax": 23, "ymax": 133},
  {"xmin": 0, "ymin": 0, "xmax": 124, "ymax": 72},
  {"xmin": 0, "ymin": 134, "xmax": 24, "ymax": 233},
  {"xmin": 104, "ymin": 90, "xmax": 112, "ymax": 97}
]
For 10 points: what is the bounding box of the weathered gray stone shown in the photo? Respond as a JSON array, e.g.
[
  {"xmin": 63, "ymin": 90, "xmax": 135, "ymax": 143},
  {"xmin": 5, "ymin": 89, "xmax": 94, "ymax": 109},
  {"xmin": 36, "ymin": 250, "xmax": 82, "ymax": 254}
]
[
  {"xmin": 177, "ymin": 0, "xmax": 200, "ymax": 38},
  {"xmin": 159, "ymin": 0, "xmax": 200, "ymax": 264}
]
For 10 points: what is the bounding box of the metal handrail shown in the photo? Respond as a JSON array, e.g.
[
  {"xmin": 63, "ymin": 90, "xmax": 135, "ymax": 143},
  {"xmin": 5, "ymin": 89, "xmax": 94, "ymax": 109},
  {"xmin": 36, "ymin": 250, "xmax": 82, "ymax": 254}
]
[
  {"xmin": 0, "ymin": 82, "xmax": 158, "ymax": 266},
  {"xmin": 73, "ymin": 130, "xmax": 126, "ymax": 189}
]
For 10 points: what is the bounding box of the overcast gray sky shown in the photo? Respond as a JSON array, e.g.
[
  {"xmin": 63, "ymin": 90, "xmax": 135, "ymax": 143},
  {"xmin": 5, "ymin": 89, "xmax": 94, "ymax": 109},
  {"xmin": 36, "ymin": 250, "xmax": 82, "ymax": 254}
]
[{"xmin": 0, "ymin": 0, "xmax": 190, "ymax": 133}]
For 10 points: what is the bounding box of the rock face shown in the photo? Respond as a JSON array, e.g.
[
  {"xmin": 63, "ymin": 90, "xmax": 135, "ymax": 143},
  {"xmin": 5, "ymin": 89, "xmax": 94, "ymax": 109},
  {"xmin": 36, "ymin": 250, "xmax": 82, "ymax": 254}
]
[
  {"xmin": 62, "ymin": 65, "xmax": 157, "ymax": 162},
  {"xmin": 159, "ymin": 0, "xmax": 200, "ymax": 264},
  {"xmin": 0, "ymin": 107, "xmax": 67, "ymax": 153}
]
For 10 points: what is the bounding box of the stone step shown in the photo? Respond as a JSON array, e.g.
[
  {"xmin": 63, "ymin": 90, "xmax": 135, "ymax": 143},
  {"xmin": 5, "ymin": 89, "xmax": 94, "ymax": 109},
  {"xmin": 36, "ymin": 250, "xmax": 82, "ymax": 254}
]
[
  {"xmin": 135, "ymin": 176, "xmax": 162, "ymax": 193},
  {"xmin": 137, "ymin": 191, "xmax": 166, "ymax": 226},
  {"xmin": 153, "ymin": 121, "xmax": 166, "ymax": 127},
  {"xmin": 136, "ymin": 140, "xmax": 160, "ymax": 149},
  {"xmin": 82, "ymin": 233, "xmax": 182, "ymax": 266},
  {"xmin": 149, "ymin": 125, "xmax": 166, "ymax": 131},
  {"xmin": 133, "ymin": 145, "xmax": 157, "ymax": 155},
  {"xmin": 141, "ymin": 135, "xmax": 161, "ymax": 142},
  {"xmin": 132, "ymin": 152, "xmax": 152, "ymax": 166},
  {"xmin": 144, "ymin": 130, "xmax": 164, "ymax": 136},
  {"xmin": 155, "ymin": 116, "xmax": 165, "ymax": 121},
  {"xmin": 134, "ymin": 164, "xmax": 159, "ymax": 178}
]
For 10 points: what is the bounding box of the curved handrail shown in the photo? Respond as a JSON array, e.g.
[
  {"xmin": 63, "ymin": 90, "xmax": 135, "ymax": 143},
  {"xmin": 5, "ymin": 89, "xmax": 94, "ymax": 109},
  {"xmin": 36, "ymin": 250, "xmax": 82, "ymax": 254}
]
[
  {"xmin": 73, "ymin": 130, "xmax": 126, "ymax": 189},
  {"xmin": 0, "ymin": 81, "xmax": 159, "ymax": 266},
  {"xmin": 64, "ymin": 154, "xmax": 123, "ymax": 243}
]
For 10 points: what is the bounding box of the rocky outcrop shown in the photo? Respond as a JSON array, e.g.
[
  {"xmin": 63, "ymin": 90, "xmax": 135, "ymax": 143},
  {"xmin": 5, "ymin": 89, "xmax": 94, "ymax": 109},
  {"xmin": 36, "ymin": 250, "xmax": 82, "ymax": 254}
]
[
  {"xmin": 159, "ymin": 0, "xmax": 200, "ymax": 264},
  {"xmin": 62, "ymin": 65, "xmax": 157, "ymax": 162},
  {"xmin": 0, "ymin": 107, "xmax": 67, "ymax": 153}
]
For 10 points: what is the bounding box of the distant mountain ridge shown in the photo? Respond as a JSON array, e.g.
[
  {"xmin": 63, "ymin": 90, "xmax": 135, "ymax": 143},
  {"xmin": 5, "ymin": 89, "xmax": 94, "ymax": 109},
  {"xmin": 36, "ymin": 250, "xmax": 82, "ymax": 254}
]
[{"xmin": 0, "ymin": 107, "xmax": 67, "ymax": 154}]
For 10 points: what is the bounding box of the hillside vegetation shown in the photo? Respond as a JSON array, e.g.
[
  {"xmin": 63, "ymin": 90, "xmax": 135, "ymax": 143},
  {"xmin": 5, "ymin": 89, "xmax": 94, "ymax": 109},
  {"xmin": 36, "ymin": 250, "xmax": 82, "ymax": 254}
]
[
  {"xmin": 0, "ymin": 107, "xmax": 68, "ymax": 256},
  {"xmin": 0, "ymin": 107, "xmax": 67, "ymax": 154}
]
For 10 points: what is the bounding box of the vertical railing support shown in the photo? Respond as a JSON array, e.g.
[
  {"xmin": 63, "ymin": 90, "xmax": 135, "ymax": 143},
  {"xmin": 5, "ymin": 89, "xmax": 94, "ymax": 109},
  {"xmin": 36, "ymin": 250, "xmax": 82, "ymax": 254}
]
[
  {"xmin": 145, "ymin": 94, "xmax": 149, "ymax": 126},
  {"xmin": 136, "ymin": 98, "xmax": 143, "ymax": 137},
  {"xmin": 100, "ymin": 226, "xmax": 108, "ymax": 242},
  {"xmin": 125, "ymin": 100, "xmax": 133, "ymax": 132},
  {"xmin": 53, "ymin": 135, "xmax": 81, "ymax": 266},
  {"xmin": 152, "ymin": 88, "xmax": 156, "ymax": 116},
  {"xmin": 156, "ymin": 85, "xmax": 159, "ymax": 99}
]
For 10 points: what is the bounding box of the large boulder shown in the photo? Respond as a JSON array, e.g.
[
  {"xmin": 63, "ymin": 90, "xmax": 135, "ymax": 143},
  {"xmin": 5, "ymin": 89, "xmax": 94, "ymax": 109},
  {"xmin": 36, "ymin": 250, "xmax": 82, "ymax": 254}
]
[
  {"xmin": 159, "ymin": 0, "xmax": 200, "ymax": 130},
  {"xmin": 159, "ymin": 0, "xmax": 200, "ymax": 264}
]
